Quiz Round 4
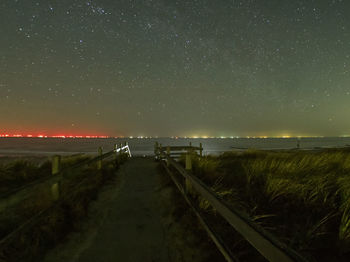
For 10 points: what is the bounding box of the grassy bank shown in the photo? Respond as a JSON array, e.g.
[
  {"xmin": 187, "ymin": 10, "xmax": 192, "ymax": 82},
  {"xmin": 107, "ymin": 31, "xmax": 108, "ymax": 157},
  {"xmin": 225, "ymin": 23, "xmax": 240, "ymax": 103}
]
[
  {"xmin": 0, "ymin": 159, "xmax": 51, "ymax": 194},
  {"xmin": 179, "ymin": 148, "xmax": 350, "ymax": 261},
  {"xmin": 0, "ymin": 153, "xmax": 128, "ymax": 262},
  {"xmin": 0, "ymin": 154, "xmax": 93, "ymax": 194},
  {"xmin": 157, "ymin": 164, "xmax": 226, "ymax": 262}
]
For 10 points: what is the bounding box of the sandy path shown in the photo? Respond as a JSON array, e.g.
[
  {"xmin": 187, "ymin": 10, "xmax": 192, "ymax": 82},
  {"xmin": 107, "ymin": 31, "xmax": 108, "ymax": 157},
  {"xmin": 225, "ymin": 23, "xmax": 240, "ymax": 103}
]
[{"xmin": 44, "ymin": 157, "xmax": 169, "ymax": 262}]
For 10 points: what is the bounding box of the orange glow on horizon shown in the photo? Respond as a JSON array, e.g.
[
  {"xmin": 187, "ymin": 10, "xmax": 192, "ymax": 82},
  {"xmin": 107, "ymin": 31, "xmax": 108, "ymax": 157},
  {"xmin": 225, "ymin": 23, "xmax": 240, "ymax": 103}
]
[{"xmin": 0, "ymin": 133, "xmax": 111, "ymax": 138}]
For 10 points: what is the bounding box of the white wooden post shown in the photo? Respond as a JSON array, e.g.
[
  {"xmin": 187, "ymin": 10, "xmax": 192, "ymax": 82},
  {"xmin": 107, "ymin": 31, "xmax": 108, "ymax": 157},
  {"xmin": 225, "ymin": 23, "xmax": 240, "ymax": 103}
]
[{"xmin": 51, "ymin": 155, "xmax": 61, "ymax": 201}]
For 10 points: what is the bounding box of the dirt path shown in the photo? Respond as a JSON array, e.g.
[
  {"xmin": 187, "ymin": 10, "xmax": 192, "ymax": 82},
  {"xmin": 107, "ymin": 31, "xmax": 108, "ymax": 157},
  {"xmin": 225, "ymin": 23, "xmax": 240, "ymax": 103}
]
[
  {"xmin": 44, "ymin": 157, "xmax": 223, "ymax": 262},
  {"xmin": 44, "ymin": 157, "xmax": 169, "ymax": 262}
]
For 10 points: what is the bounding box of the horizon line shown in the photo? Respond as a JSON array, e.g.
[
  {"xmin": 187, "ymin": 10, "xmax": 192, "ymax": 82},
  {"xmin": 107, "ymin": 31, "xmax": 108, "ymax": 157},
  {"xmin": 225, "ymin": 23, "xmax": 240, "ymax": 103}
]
[{"xmin": 0, "ymin": 134, "xmax": 349, "ymax": 139}]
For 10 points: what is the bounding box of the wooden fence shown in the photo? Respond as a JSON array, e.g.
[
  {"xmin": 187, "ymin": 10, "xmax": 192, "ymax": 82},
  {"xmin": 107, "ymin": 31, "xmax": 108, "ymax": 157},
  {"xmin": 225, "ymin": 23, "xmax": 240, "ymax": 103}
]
[
  {"xmin": 154, "ymin": 141, "xmax": 203, "ymax": 159},
  {"xmin": 155, "ymin": 142, "xmax": 307, "ymax": 262},
  {"xmin": 0, "ymin": 142, "xmax": 131, "ymax": 246}
]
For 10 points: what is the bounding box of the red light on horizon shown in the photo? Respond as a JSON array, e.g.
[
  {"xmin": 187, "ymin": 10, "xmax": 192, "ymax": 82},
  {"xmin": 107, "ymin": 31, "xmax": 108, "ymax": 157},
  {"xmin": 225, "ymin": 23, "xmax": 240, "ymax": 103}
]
[{"xmin": 0, "ymin": 133, "xmax": 111, "ymax": 138}]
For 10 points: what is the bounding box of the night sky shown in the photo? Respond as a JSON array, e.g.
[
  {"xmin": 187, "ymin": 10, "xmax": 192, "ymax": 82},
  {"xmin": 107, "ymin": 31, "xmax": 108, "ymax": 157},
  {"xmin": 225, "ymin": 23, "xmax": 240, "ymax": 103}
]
[{"xmin": 1, "ymin": 0, "xmax": 350, "ymax": 137}]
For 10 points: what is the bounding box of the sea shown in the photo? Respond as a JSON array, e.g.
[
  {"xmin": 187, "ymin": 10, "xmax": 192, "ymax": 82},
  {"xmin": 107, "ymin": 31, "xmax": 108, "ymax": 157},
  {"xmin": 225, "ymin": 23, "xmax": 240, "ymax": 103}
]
[{"xmin": 1, "ymin": 137, "xmax": 350, "ymax": 157}]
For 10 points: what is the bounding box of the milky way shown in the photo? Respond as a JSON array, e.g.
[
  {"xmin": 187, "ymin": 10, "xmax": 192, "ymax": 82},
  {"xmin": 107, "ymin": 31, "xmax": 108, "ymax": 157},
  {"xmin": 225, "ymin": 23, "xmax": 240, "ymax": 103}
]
[{"xmin": 1, "ymin": 0, "xmax": 350, "ymax": 137}]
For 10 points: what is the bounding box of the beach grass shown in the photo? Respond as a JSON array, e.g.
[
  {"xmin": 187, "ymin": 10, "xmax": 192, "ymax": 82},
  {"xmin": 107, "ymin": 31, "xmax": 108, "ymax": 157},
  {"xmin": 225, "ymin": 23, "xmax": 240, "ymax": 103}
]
[
  {"xmin": 0, "ymin": 154, "xmax": 93, "ymax": 194},
  {"xmin": 178, "ymin": 148, "xmax": 350, "ymax": 261},
  {"xmin": 0, "ymin": 153, "xmax": 128, "ymax": 262},
  {"xmin": 0, "ymin": 159, "xmax": 51, "ymax": 194}
]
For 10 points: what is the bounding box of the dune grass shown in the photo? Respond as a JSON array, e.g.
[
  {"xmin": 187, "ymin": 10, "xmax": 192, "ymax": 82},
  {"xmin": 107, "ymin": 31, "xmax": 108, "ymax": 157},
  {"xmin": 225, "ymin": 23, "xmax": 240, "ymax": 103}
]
[
  {"xmin": 181, "ymin": 148, "xmax": 350, "ymax": 261},
  {"xmin": 0, "ymin": 154, "xmax": 93, "ymax": 194},
  {"xmin": 0, "ymin": 160, "xmax": 51, "ymax": 194},
  {"xmin": 157, "ymin": 164, "xmax": 227, "ymax": 262},
  {"xmin": 0, "ymin": 153, "xmax": 128, "ymax": 262}
]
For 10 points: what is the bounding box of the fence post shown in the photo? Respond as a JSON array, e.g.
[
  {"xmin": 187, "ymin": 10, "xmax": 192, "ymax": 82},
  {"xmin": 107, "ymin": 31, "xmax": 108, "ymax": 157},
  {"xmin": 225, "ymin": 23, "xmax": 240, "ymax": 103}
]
[
  {"xmin": 126, "ymin": 142, "xmax": 132, "ymax": 157},
  {"xmin": 52, "ymin": 155, "xmax": 61, "ymax": 175},
  {"xmin": 199, "ymin": 143, "xmax": 203, "ymax": 158},
  {"xmin": 114, "ymin": 144, "xmax": 118, "ymax": 166},
  {"xmin": 166, "ymin": 146, "xmax": 170, "ymax": 166},
  {"xmin": 97, "ymin": 147, "xmax": 103, "ymax": 170},
  {"xmin": 51, "ymin": 155, "xmax": 61, "ymax": 201},
  {"xmin": 189, "ymin": 141, "xmax": 193, "ymax": 157},
  {"xmin": 185, "ymin": 150, "xmax": 193, "ymax": 195},
  {"xmin": 186, "ymin": 151, "xmax": 192, "ymax": 171},
  {"xmin": 297, "ymin": 138, "xmax": 300, "ymax": 149},
  {"xmin": 119, "ymin": 143, "xmax": 123, "ymax": 155},
  {"xmin": 159, "ymin": 143, "xmax": 162, "ymax": 157},
  {"xmin": 154, "ymin": 142, "xmax": 159, "ymax": 158}
]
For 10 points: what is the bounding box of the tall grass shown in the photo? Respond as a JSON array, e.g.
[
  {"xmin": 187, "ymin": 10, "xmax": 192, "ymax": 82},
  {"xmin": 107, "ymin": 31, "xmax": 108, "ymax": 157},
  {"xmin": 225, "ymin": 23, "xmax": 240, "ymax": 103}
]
[
  {"xmin": 185, "ymin": 148, "xmax": 350, "ymax": 261},
  {"xmin": 0, "ymin": 153, "xmax": 128, "ymax": 262},
  {"xmin": 0, "ymin": 160, "xmax": 51, "ymax": 193},
  {"xmin": 0, "ymin": 154, "xmax": 92, "ymax": 194}
]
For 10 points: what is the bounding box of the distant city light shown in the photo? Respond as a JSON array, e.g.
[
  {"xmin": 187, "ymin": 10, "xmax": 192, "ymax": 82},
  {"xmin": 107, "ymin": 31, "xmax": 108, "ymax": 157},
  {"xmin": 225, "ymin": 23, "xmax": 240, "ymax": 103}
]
[{"xmin": 1, "ymin": 134, "xmax": 347, "ymax": 139}]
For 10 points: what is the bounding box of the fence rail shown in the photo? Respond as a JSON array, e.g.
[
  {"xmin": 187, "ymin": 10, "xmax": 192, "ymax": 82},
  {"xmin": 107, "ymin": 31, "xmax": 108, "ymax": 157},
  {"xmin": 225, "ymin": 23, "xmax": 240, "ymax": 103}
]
[
  {"xmin": 0, "ymin": 143, "xmax": 131, "ymax": 213},
  {"xmin": 155, "ymin": 143, "xmax": 307, "ymax": 262},
  {"xmin": 0, "ymin": 142, "xmax": 131, "ymax": 247},
  {"xmin": 154, "ymin": 142, "xmax": 203, "ymax": 159}
]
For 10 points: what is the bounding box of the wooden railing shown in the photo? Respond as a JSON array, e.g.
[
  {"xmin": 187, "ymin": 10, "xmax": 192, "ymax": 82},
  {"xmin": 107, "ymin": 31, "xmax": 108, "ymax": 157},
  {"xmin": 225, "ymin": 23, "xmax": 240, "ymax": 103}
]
[
  {"xmin": 154, "ymin": 141, "xmax": 203, "ymax": 159},
  {"xmin": 0, "ymin": 142, "xmax": 131, "ymax": 246},
  {"xmin": 155, "ymin": 143, "xmax": 307, "ymax": 262}
]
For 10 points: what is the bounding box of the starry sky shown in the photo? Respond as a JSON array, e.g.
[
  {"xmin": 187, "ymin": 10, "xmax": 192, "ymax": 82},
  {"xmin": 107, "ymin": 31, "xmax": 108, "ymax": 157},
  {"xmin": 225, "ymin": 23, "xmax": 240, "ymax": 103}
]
[{"xmin": 1, "ymin": 0, "xmax": 350, "ymax": 137}]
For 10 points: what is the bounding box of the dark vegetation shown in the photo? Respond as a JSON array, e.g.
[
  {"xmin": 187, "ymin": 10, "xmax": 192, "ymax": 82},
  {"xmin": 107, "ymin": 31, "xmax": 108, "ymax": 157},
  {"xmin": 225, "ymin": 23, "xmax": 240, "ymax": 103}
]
[
  {"xmin": 0, "ymin": 159, "xmax": 51, "ymax": 194},
  {"xmin": 157, "ymin": 164, "xmax": 226, "ymax": 262},
  {"xmin": 0, "ymin": 153, "xmax": 128, "ymax": 262},
  {"xmin": 0, "ymin": 154, "xmax": 93, "ymax": 194},
  {"xmin": 176, "ymin": 148, "xmax": 350, "ymax": 262}
]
